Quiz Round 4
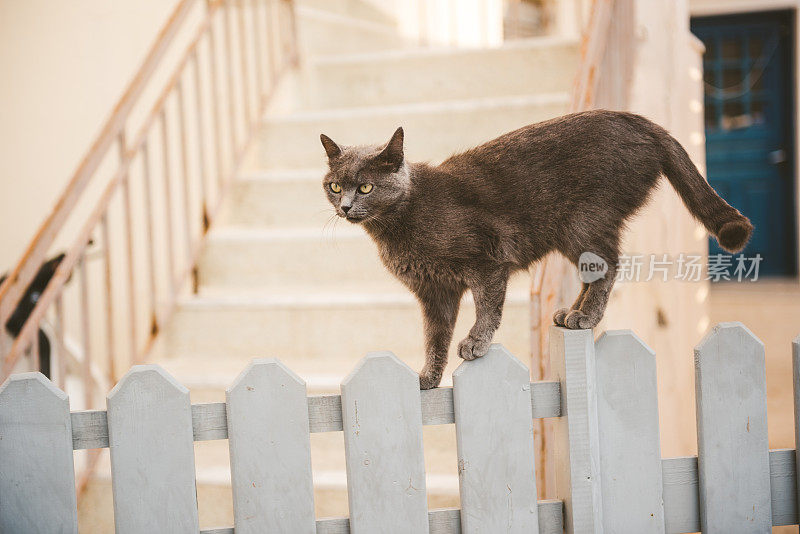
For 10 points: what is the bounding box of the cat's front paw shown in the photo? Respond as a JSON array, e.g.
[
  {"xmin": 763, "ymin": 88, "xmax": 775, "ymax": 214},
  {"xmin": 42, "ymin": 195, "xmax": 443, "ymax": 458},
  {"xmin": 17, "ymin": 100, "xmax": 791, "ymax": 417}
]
[
  {"xmin": 553, "ymin": 308, "xmax": 569, "ymax": 326},
  {"xmin": 564, "ymin": 310, "xmax": 599, "ymax": 330},
  {"xmin": 458, "ymin": 335, "xmax": 491, "ymax": 361},
  {"xmin": 419, "ymin": 370, "xmax": 442, "ymax": 390}
]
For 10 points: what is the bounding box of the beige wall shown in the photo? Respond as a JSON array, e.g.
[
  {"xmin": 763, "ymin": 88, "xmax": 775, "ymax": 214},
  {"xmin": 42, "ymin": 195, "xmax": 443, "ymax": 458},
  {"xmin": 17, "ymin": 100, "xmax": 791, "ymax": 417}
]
[{"xmin": 0, "ymin": 0, "xmax": 180, "ymax": 270}]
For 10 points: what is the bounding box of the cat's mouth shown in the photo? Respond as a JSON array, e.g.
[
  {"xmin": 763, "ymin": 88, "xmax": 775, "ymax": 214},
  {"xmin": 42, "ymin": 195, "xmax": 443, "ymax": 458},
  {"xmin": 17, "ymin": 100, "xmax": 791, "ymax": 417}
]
[{"xmin": 345, "ymin": 214, "xmax": 364, "ymax": 223}]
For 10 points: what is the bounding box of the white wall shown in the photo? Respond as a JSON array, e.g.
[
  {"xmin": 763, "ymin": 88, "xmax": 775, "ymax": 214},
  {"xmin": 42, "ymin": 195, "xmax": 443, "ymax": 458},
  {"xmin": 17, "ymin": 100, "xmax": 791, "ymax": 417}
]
[{"xmin": 0, "ymin": 0, "xmax": 181, "ymax": 270}]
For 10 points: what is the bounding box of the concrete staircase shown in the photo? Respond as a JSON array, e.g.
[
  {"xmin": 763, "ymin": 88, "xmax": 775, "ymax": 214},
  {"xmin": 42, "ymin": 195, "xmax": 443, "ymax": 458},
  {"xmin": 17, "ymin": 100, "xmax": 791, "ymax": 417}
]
[{"xmin": 139, "ymin": 0, "xmax": 579, "ymax": 527}]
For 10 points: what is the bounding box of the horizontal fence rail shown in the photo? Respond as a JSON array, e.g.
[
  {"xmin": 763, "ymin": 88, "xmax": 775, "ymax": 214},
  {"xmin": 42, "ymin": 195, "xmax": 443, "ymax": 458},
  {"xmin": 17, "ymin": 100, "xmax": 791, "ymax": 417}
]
[{"xmin": 1, "ymin": 322, "xmax": 798, "ymax": 532}]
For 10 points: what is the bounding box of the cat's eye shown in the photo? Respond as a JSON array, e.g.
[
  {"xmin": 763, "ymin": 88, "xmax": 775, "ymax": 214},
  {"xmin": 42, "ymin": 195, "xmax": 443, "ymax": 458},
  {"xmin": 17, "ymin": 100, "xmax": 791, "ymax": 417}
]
[
  {"xmin": 359, "ymin": 184, "xmax": 373, "ymax": 194},
  {"xmin": 329, "ymin": 182, "xmax": 341, "ymax": 193}
]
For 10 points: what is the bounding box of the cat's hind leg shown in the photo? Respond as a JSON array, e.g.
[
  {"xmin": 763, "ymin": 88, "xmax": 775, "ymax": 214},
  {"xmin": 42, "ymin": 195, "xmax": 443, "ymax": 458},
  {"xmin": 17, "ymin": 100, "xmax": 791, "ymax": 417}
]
[
  {"xmin": 458, "ymin": 270, "xmax": 508, "ymax": 361},
  {"xmin": 418, "ymin": 285, "xmax": 462, "ymax": 389},
  {"xmin": 563, "ymin": 258, "xmax": 617, "ymax": 330},
  {"xmin": 553, "ymin": 283, "xmax": 589, "ymax": 326}
]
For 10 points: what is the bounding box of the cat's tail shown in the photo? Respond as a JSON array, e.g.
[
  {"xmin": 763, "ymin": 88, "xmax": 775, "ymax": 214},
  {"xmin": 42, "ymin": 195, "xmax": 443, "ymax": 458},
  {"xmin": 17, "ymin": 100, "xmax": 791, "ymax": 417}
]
[{"xmin": 661, "ymin": 134, "xmax": 753, "ymax": 253}]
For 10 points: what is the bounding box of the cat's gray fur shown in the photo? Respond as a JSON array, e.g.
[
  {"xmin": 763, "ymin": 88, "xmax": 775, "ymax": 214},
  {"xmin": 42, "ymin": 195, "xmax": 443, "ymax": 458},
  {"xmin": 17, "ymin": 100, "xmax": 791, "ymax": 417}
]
[{"xmin": 320, "ymin": 110, "xmax": 753, "ymax": 389}]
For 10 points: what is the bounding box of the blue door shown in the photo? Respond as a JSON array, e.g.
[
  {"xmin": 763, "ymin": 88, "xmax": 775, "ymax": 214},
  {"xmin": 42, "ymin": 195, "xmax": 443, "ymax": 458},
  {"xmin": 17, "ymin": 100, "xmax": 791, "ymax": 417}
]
[{"xmin": 691, "ymin": 11, "xmax": 796, "ymax": 276}]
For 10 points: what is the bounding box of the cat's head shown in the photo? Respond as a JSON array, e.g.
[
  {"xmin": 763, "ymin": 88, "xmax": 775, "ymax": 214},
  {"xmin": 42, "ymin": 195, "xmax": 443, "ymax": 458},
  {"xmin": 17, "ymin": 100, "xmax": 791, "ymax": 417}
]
[{"xmin": 320, "ymin": 127, "xmax": 410, "ymax": 224}]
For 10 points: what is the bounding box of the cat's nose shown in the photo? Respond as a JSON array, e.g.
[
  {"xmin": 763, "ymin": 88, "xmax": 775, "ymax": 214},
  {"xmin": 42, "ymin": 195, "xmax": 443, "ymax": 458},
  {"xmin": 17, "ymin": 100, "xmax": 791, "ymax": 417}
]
[{"xmin": 341, "ymin": 205, "xmax": 351, "ymax": 214}]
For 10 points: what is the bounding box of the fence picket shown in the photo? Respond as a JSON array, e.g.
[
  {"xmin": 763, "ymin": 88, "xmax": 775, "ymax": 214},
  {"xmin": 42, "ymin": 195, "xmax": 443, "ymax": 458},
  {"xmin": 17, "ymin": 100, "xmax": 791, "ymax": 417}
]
[
  {"xmin": 695, "ymin": 322, "xmax": 771, "ymax": 532},
  {"xmin": 794, "ymin": 333, "xmax": 800, "ymax": 515},
  {"xmin": 0, "ymin": 373, "xmax": 77, "ymax": 533},
  {"xmin": 107, "ymin": 365, "xmax": 199, "ymax": 533},
  {"xmin": 595, "ymin": 331, "xmax": 664, "ymax": 532},
  {"xmin": 341, "ymin": 351, "xmax": 428, "ymax": 533},
  {"xmin": 452, "ymin": 343, "xmax": 539, "ymax": 532},
  {"xmin": 226, "ymin": 359, "xmax": 315, "ymax": 533},
  {"xmin": 550, "ymin": 326, "xmax": 603, "ymax": 534}
]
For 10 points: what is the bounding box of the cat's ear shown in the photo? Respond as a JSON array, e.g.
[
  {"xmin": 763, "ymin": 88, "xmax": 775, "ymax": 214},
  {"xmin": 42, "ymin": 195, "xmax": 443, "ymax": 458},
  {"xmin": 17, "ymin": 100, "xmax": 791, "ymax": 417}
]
[
  {"xmin": 376, "ymin": 127, "xmax": 404, "ymax": 168},
  {"xmin": 320, "ymin": 133, "xmax": 342, "ymax": 159}
]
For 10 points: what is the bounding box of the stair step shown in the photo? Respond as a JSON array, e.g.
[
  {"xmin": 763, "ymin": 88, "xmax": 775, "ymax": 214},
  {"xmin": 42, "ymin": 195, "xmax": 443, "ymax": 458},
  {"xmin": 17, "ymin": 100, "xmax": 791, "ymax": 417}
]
[
  {"xmin": 198, "ymin": 227, "xmax": 403, "ymax": 292},
  {"xmin": 307, "ymin": 37, "xmax": 578, "ymax": 109},
  {"xmin": 258, "ymin": 93, "xmax": 570, "ymax": 168},
  {"xmin": 198, "ymin": 227, "xmax": 534, "ymax": 294},
  {"xmin": 296, "ymin": 0, "xmax": 396, "ymax": 27},
  {"xmin": 150, "ymin": 289, "xmax": 532, "ymax": 375},
  {"xmin": 215, "ymin": 170, "xmax": 328, "ymax": 228},
  {"xmin": 296, "ymin": 6, "xmax": 405, "ymax": 57}
]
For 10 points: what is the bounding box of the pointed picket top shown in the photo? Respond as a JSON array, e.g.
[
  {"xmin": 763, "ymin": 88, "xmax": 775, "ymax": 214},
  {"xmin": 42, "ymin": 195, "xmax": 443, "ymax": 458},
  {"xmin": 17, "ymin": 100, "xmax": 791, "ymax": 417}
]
[
  {"xmin": 0, "ymin": 372, "xmax": 77, "ymax": 532},
  {"xmin": 341, "ymin": 350, "xmax": 418, "ymax": 387},
  {"xmin": 453, "ymin": 342, "xmax": 529, "ymax": 380},
  {"xmin": 228, "ymin": 357, "xmax": 306, "ymax": 394},
  {"xmin": 595, "ymin": 329, "xmax": 655, "ymax": 360},
  {"xmin": 108, "ymin": 364, "xmax": 189, "ymax": 401},
  {"xmin": 695, "ymin": 321, "xmax": 764, "ymax": 356},
  {"xmin": 0, "ymin": 371, "xmax": 69, "ymax": 400}
]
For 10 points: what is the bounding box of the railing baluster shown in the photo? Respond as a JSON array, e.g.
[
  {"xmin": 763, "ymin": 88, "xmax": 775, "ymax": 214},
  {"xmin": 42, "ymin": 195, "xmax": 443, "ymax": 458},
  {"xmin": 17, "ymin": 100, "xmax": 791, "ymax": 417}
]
[
  {"xmin": 191, "ymin": 51, "xmax": 211, "ymax": 232},
  {"xmin": 54, "ymin": 294, "xmax": 66, "ymax": 390},
  {"xmin": 264, "ymin": 0, "xmax": 277, "ymax": 81},
  {"xmin": 237, "ymin": 0, "xmax": 253, "ymax": 127},
  {"xmin": 101, "ymin": 213, "xmax": 116, "ymax": 382},
  {"xmin": 176, "ymin": 80, "xmax": 194, "ymax": 272},
  {"xmin": 285, "ymin": 0, "xmax": 299, "ymax": 66},
  {"xmin": 206, "ymin": 18, "xmax": 226, "ymax": 191},
  {"xmin": 118, "ymin": 132, "xmax": 138, "ymax": 369},
  {"xmin": 79, "ymin": 255, "xmax": 92, "ymax": 409},
  {"xmin": 250, "ymin": 0, "xmax": 265, "ymax": 103},
  {"xmin": 160, "ymin": 110, "xmax": 177, "ymax": 300},
  {"xmin": 223, "ymin": 1, "xmax": 239, "ymax": 154},
  {"xmin": 140, "ymin": 143, "xmax": 159, "ymax": 337}
]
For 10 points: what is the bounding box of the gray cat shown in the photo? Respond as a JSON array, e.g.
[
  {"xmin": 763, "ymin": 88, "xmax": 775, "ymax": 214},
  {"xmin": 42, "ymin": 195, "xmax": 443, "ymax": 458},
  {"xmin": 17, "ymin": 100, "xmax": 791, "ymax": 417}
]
[{"xmin": 320, "ymin": 110, "xmax": 752, "ymax": 389}]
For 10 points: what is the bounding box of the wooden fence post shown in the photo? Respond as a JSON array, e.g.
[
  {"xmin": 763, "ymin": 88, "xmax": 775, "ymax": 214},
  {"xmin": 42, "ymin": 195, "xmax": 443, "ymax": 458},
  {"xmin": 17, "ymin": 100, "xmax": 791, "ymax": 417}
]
[
  {"xmin": 695, "ymin": 322, "xmax": 771, "ymax": 532},
  {"xmin": 452, "ymin": 343, "xmax": 539, "ymax": 532},
  {"xmin": 0, "ymin": 373, "xmax": 78, "ymax": 533},
  {"xmin": 107, "ymin": 365, "xmax": 199, "ymax": 533},
  {"xmin": 595, "ymin": 330, "xmax": 664, "ymax": 532},
  {"xmin": 341, "ymin": 351, "xmax": 428, "ymax": 533},
  {"xmin": 226, "ymin": 358, "xmax": 315, "ymax": 533},
  {"xmin": 550, "ymin": 326, "xmax": 603, "ymax": 533}
]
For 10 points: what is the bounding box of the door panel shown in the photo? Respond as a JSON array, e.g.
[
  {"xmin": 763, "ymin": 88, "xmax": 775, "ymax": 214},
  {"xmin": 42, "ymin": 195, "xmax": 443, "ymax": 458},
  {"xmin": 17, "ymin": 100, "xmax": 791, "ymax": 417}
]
[{"xmin": 691, "ymin": 11, "xmax": 796, "ymax": 277}]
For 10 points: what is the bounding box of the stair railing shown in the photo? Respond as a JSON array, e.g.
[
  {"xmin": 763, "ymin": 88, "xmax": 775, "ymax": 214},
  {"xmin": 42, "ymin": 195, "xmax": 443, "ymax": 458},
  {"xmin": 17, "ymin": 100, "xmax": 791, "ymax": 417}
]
[{"xmin": 0, "ymin": 0, "xmax": 297, "ymax": 410}]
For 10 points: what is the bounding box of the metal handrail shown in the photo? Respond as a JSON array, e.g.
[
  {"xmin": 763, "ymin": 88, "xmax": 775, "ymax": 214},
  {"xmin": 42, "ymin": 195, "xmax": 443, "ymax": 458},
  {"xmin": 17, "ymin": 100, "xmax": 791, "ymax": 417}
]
[{"xmin": 0, "ymin": 0, "xmax": 298, "ymax": 391}]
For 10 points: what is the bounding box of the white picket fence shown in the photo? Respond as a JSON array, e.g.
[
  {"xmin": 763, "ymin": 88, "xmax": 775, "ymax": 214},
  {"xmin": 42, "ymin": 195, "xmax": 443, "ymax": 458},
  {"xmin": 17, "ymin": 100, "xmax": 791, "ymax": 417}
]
[{"xmin": 0, "ymin": 322, "xmax": 798, "ymax": 533}]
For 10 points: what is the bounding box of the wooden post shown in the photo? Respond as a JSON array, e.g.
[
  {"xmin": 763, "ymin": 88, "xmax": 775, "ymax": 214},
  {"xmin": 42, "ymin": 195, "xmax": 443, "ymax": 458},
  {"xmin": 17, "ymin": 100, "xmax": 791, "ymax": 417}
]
[
  {"xmin": 695, "ymin": 322, "xmax": 771, "ymax": 532},
  {"xmin": 340, "ymin": 352, "xmax": 428, "ymax": 533},
  {"xmin": 550, "ymin": 326, "xmax": 603, "ymax": 533},
  {"xmin": 0, "ymin": 373, "xmax": 78, "ymax": 532},
  {"xmin": 107, "ymin": 365, "xmax": 199, "ymax": 533},
  {"xmin": 453, "ymin": 344, "xmax": 539, "ymax": 532},
  {"xmin": 595, "ymin": 330, "xmax": 664, "ymax": 532},
  {"xmin": 226, "ymin": 359, "xmax": 315, "ymax": 533}
]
